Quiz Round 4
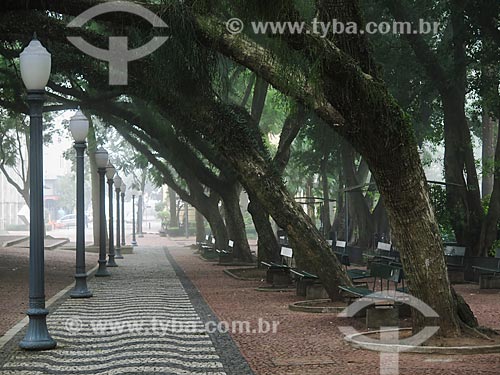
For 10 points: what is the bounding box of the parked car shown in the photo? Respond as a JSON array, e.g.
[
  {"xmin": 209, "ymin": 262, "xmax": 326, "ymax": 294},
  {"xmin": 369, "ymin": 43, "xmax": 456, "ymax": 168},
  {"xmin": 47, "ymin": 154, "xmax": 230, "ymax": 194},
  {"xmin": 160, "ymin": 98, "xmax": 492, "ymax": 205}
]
[{"xmin": 56, "ymin": 214, "xmax": 77, "ymax": 228}]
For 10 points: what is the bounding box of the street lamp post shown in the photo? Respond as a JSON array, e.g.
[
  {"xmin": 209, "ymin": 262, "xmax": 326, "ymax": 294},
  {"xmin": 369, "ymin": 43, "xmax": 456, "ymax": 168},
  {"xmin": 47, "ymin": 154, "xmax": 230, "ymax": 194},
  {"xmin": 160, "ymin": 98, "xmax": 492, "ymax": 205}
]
[
  {"xmin": 18, "ymin": 36, "xmax": 57, "ymax": 350},
  {"xmin": 69, "ymin": 110, "xmax": 92, "ymax": 299},
  {"xmin": 131, "ymin": 190, "xmax": 138, "ymax": 246},
  {"xmin": 121, "ymin": 182, "xmax": 126, "ymax": 246},
  {"xmin": 106, "ymin": 162, "xmax": 117, "ymax": 267},
  {"xmin": 95, "ymin": 148, "xmax": 110, "ymax": 277},
  {"xmin": 138, "ymin": 191, "xmax": 144, "ymax": 238},
  {"xmin": 114, "ymin": 175, "xmax": 123, "ymax": 259}
]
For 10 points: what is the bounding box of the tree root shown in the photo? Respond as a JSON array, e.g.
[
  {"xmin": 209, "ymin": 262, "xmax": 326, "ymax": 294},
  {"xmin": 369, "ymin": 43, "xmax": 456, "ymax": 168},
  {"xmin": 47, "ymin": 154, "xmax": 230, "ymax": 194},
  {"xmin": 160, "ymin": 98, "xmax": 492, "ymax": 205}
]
[{"xmin": 458, "ymin": 320, "xmax": 496, "ymax": 341}]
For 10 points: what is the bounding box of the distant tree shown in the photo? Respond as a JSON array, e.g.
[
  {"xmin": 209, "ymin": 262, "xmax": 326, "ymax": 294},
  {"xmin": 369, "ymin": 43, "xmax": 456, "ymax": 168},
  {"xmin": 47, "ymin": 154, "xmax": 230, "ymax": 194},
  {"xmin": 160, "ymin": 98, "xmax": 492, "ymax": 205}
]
[{"xmin": 0, "ymin": 110, "xmax": 57, "ymax": 207}]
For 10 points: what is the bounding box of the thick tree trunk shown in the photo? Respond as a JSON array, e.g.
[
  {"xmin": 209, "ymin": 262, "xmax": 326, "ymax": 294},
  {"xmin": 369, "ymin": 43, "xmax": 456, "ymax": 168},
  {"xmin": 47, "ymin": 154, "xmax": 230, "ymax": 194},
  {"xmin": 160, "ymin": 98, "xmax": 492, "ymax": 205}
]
[
  {"xmin": 482, "ymin": 111, "xmax": 495, "ymax": 197},
  {"xmin": 369, "ymin": 142, "xmax": 464, "ymax": 336},
  {"xmin": 205, "ymin": 200, "xmax": 228, "ymax": 251},
  {"xmin": 479, "ymin": 125, "xmax": 500, "ymax": 255},
  {"xmin": 221, "ymin": 183, "xmax": 253, "ymax": 262},
  {"xmin": 168, "ymin": 186, "xmax": 178, "ymax": 228},
  {"xmin": 342, "ymin": 141, "xmax": 374, "ymax": 247},
  {"xmin": 305, "ymin": 177, "xmax": 316, "ymax": 224},
  {"xmin": 195, "ymin": 209, "xmax": 206, "ymax": 243},
  {"xmin": 443, "ymin": 95, "xmax": 484, "ymax": 254},
  {"xmin": 332, "ymin": 170, "xmax": 345, "ymax": 239},
  {"xmin": 320, "ymin": 157, "xmax": 332, "ymax": 236},
  {"xmin": 228, "ymin": 160, "xmax": 352, "ymax": 300},
  {"xmin": 248, "ymin": 192, "xmax": 281, "ymax": 265},
  {"xmin": 372, "ymin": 198, "xmax": 390, "ymax": 244}
]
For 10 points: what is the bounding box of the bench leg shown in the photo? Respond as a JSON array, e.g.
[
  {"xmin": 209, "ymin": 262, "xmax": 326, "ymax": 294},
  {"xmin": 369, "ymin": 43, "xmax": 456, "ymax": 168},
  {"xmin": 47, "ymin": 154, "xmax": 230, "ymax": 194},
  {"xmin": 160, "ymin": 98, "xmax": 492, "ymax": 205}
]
[{"xmin": 479, "ymin": 273, "xmax": 500, "ymax": 289}]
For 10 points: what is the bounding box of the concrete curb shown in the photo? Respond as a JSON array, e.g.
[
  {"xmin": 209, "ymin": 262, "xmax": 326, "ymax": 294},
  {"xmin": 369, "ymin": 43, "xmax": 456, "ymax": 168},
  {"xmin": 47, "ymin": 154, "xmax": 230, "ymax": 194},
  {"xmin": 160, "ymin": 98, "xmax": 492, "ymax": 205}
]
[
  {"xmin": 0, "ymin": 264, "xmax": 99, "ymax": 350},
  {"xmin": 45, "ymin": 238, "xmax": 70, "ymax": 250},
  {"xmin": 254, "ymin": 286, "xmax": 295, "ymax": 293},
  {"xmin": 223, "ymin": 268, "xmax": 264, "ymax": 281},
  {"xmin": 198, "ymin": 254, "xmax": 218, "ymax": 262},
  {"xmin": 344, "ymin": 327, "xmax": 500, "ymax": 354},
  {"xmin": 289, "ymin": 299, "xmax": 347, "ymax": 313},
  {"xmin": 214, "ymin": 262, "xmax": 257, "ymax": 267},
  {"xmin": 2, "ymin": 236, "xmax": 29, "ymax": 248}
]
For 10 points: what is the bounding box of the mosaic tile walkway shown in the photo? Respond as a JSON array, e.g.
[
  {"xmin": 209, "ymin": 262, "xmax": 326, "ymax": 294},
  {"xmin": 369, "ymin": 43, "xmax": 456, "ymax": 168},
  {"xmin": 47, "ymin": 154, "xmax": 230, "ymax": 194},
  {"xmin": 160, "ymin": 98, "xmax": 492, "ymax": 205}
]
[{"xmin": 0, "ymin": 247, "xmax": 252, "ymax": 375}]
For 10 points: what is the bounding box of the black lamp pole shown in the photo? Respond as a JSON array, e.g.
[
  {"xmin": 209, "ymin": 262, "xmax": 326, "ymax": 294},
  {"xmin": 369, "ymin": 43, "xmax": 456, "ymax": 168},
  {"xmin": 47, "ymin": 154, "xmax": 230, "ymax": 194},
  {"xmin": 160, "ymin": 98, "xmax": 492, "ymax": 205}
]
[
  {"xmin": 121, "ymin": 189, "xmax": 126, "ymax": 246},
  {"xmin": 115, "ymin": 183, "xmax": 123, "ymax": 259},
  {"xmin": 107, "ymin": 173, "xmax": 117, "ymax": 267},
  {"xmin": 70, "ymin": 141, "xmax": 92, "ymax": 298},
  {"xmin": 95, "ymin": 163, "xmax": 110, "ymax": 277},
  {"xmin": 138, "ymin": 194, "xmax": 144, "ymax": 238},
  {"xmin": 131, "ymin": 193, "xmax": 138, "ymax": 246},
  {"xmin": 19, "ymin": 90, "xmax": 57, "ymax": 350}
]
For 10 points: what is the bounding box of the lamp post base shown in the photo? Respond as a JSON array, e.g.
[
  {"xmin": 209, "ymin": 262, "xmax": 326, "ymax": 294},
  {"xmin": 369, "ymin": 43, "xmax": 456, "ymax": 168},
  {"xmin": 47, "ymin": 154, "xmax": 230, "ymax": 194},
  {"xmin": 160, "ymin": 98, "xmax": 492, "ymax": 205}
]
[
  {"xmin": 115, "ymin": 248, "xmax": 124, "ymax": 259},
  {"xmin": 95, "ymin": 260, "xmax": 111, "ymax": 277},
  {"xmin": 70, "ymin": 273, "xmax": 93, "ymax": 298},
  {"xmin": 131, "ymin": 240, "xmax": 138, "ymax": 246},
  {"xmin": 107, "ymin": 255, "xmax": 118, "ymax": 267},
  {"xmin": 19, "ymin": 308, "xmax": 57, "ymax": 350}
]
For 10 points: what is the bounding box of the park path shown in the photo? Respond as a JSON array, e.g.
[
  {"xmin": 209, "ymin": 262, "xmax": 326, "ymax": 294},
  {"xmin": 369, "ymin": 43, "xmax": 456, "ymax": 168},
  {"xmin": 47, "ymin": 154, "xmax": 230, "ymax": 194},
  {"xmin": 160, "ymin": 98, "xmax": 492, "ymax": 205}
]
[{"xmin": 0, "ymin": 247, "xmax": 252, "ymax": 375}]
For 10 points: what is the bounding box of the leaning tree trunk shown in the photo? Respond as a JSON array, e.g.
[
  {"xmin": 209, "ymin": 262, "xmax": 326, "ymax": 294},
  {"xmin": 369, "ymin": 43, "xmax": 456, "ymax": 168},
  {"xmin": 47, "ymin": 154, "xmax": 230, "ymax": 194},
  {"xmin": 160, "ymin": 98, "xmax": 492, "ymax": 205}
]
[
  {"xmin": 168, "ymin": 186, "xmax": 178, "ymax": 228},
  {"xmin": 221, "ymin": 183, "xmax": 253, "ymax": 262},
  {"xmin": 247, "ymin": 192, "xmax": 281, "ymax": 265},
  {"xmin": 195, "ymin": 209, "xmax": 206, "ymax": 243},
  {"xmin": 197, "ymin": 195, "xmax": 228, "ymax": 251},
  {"xmin": 369, "ymin": 143, "xmax": 465, "ymax": 336}
]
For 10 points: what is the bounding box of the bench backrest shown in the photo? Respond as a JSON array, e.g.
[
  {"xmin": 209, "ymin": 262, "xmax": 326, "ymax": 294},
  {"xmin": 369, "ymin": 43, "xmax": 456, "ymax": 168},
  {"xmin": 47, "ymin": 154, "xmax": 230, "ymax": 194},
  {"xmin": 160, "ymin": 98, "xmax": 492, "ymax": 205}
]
[
  {"xmin": 376, "ymin": 242, "xmax": 401, "ymax": 261},
  {"xmin": 444, "ymin": 246, "xmax": 466, "ymax": 256},
  {"xmin": 336, "ymin": 240, "xmax": 346, "ymax": 250},
  {"xmin": 369, "ymin": 262, "xmax": 404, "ymax": 290},
  {"xmin": 335, "ymin": 251, "xmax": 350, "ymax": 267}
]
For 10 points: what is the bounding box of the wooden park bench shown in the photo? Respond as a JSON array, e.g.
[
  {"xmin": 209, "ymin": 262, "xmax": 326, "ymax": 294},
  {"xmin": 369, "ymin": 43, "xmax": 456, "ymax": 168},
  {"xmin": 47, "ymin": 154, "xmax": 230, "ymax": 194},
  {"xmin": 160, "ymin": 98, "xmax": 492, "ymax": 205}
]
[
  {"xmin": 334, "ymin": 240, "xmax": 370, "ymax": 281},
  {"xmin": 197, "ymin": 234, "xmax": 211, "ymax": 249},
  {"xmin": 216, "ymin": 240, "xmax": 234, "ymax": 264},
  {"xmin": 290, "ymin": 268, "xmax": 325, "ymax": 299},
  {"xmin": 339, "ymin": 262, "xmax": 406, "ymax": 302},
  {"xmin": 472, "ymin": 259, "xmax": 500, "ymax": 289},
  {"xmin": 260, "ymin": 246, "xmax": 294, "ymax": 287},
  {"xmin": 366, "ymin": 242, "xmax": 400, "ymax": 265},
  {"xmin": 199, "ymin": 235, "xmax": 216, "ymax": 257},
  {"xmin": 444, "ymin": 245, "xmax": 466, "ymax": 283}
]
